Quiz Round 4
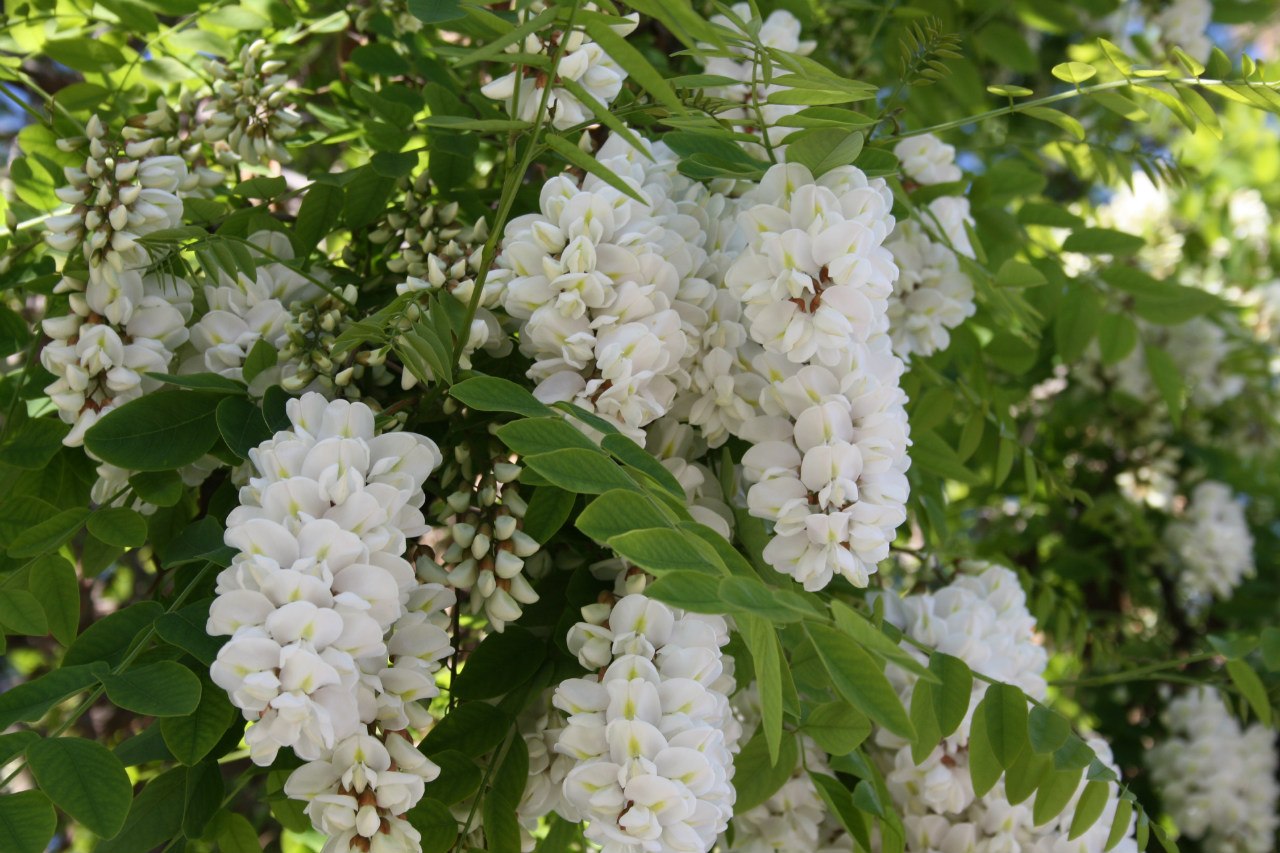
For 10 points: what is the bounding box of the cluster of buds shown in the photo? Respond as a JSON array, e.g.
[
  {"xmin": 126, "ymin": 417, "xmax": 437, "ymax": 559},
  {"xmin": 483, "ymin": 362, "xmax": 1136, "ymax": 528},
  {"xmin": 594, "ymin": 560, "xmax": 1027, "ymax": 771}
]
[
  {"xmin": 370, "ymin": 174, "xmax": 490, "ymax": 285},
  {"xmin": 419, "ymin": 437, "xmax": 542, "ymax": 632},
  {"xmin": 278, "ymin": 285, "xmax": 380, "ymax": 399},
  {"xmin": 351, "ymin": 0, "xmax": 424, "ymax": 37},
  {"xmin": 127, "ymin": 94, "xmax": 223, "ymax": 196},
  {"xmin": 200, "ymin": 40, "xmax": 303, "ymax": 166}
]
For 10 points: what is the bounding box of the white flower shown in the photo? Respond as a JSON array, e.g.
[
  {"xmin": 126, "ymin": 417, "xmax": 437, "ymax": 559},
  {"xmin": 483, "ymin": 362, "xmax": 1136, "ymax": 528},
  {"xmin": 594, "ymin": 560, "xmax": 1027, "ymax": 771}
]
[
  {"xmin": 894, "ymin": 134, "xmax": 962, "ymax": 185},
  {"xmin": 1164, "ymin": 480, "xmax": 1255, "ymax": 610},
  {"xmin": 199, "ymin": 40, "xmax": 303, "ymax": 165},
  {"xmin": 1152, "ymin": 0, "xmax": 1212, "ymax": 60},
  {"xmin": 887, "ymin": 220, "xmax": 975, "ymax": 359}
]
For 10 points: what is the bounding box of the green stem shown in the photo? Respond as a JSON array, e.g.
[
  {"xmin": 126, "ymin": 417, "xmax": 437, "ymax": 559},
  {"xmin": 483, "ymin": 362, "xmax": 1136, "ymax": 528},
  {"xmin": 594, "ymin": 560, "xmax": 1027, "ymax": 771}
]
[
  {"xmin": 1050, "ymin": 651, "xmax": 1217, "ymax": 687},
  {"xmin": 450, "ymin": 0, "xmax": 585, "ymax": 366}
]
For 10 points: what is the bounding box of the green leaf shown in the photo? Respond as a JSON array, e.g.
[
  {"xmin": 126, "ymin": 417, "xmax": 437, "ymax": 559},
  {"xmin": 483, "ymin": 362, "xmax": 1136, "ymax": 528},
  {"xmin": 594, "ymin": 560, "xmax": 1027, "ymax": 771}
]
[
  {"xmin": 241, "ymin": 338, "xmax": 279, "ymax": 384},
  {"xmin": 912, "ymin": 431, "xmax": 983, "ymax": 485},
  {"xmin": 0, "ymin": 590, "xmax": 47, "ymax": 636},
  {"xmin": 1106, "ymin": 799, "xmax": 1134, "ymax": 851},
  {"xmin": 27, "ymin": 737, "xmax": 132, "ymax": 839},
  {"xmin": 155, "ymin": 603, "xmax": 225, "ymax": 667},
  {"xmin": 183, "ymin": 760, "xmax": 223, "ymax": 839},
  {"xmin": 0, "ymin": 791, "xmax": 57, "ymax": 853},
  {"xmin": 100, "ymin": 661, "xmax": 202, "ymax": 717},
  {"xmin": 1144, "ymin": 346, "xmax": 1184, "ymax": 426},
  {"xmin": 996, "ymin": 259, "xmax": 1047, "ymax": 288},
  {"xmin": 719, "ymin": 576, "xmax": 816, "ymax": 622},
  {"xmin": 909, "ymin": 680, "xmax": 942, "ymax": 763},
  {"xmin": 930, "ymin": 653, "xmax": 973, "ymax": 738},
  {"xmin": 1034, "ymin": 766, "xmax": 1084, "ymax": 825},
  {"xmin": 521, "ymin": 486, "xmax": 576, "ymax": 544},
  {"xmin": 421, "ymin": 702, "xmax": 509, "ymax": 758},
  {"xmin": 87, "ymin": 507, "xmax": 148, "ymax": 549},
  {"xmin": 482, "ymin": 735, "xmax": 527, "ymax": 853},
  {"xmin": 420, "ymin": 750, "xmax": 483, "ymax": 807},
  {"xmin": 1055, "ymin": 286, "xmax": 1102, "ymax": 363},
  {"xmin": 1052, "ymin": 61, "xmax": 1097, "ymax": 83},
  {"xmin": 407, "ymin": 0, "xmax": 464, "ymax": 23},
  {"xmin": 0, "ymin": 417, "xmax": 69, "ymax": 470},
  {"xmin": 449, "ymin": 376, "xmax": 553, "ymax": 418},
  {"xmin": 453, "ymin": 626, "xmax": 544, "ymax": 700},
  {"xmin": 608, "ymin": 528, "xmax": 720, "ymax": 576},
  {"xmin": 1063, "ymin": 228, "xmax": 1145, "ymax": 254},
  {"xmin": 543, "ymin": 134, "xmax": 647, "ymax": 205},
  {"xmin": 85, "ymin": 391, "xmax": 225, "ymax": 470},
  {"xmin": 1005, "ymin": 748, "xmax": 1051, "ymax": 805},
  {"xmin": 576, "ymin": 490, "xmax": 669, "ymax": 543},
  {"xmin": 128, "ymin": 470, "xmax": 185, "ymax": 507},
  {"xmin": 1053, "ymin": 735, "xmax": 1096, "ymax": 770},
  {"xmin": 830, "ymin": 600, "xmax": 935, "ymax": 681},
  {"xmin": 732, "ymin": 728, "xmax": 799, "ymax": 812},
  {"xmin": 42, "ymin": 38, "xmax": 127, "ymax": 72},
  {"xmin": 987, "ymin": 84, "xmax": 1035, "ymax": 97},
  {"xmin": 525, "ymin": 448, "xmax": 638, "ymax": 495},
  {"xmin": 981, "ymin": 684, "xmax": 1029, "ymax": 769},
  {"xmin": 161, "ymin": 682, "xmax": 235, "ymax": 765},
  {"xmin": 737, "ymin": 613, "xmax": 786, "ymax": 764},
  {"xmin": 805, "ymin": 701, "xmax": 871, "ymax": 756},
  {"xmin": 7, "ymin": 508, "xmax": 89, "ymax": 558},
  {"xmin": 210, "ymin": 811, "xmax": 261, "ymax": 853},
  {"xmin": 495, "ymin": 417, "xmax": 597, "ymax": 456},
  {"xmin": 810, "ymin": 772, "xmax": 871, "ymax": 850},
  {"xmin": 216, "ymin": 396, "xmax": 273, "ymax": 459},
  {"xmin": 1029, "ymin": 706, "xmax": 1072, "ymax": 754},
  {"xmin": 1097, "ymin": 313, "xmax": 1139, "ymax": 364},
  {"xmin": 645, "ymin": 572, "xmax": 725, "ymax": 613},
  {"xmin": 294, "ymin": 182, "xmax": 345, "ymax": 252},
  {"xmin": 786, "ymin": 129, "xmax": 865, "ymax": 177},
  {"xmin": 95, "ymin": 766, "xmax": 185, "ymax": 853},
  {"xmin": 1227, "ymin": 659, "xmax": 1272, "ymax": 725},
  {"xmin": 65, "ymin": 601, "xmax": 163, "ymax": 668},
  {"xmin": 1261, "ymin": 627, "xmax": 1280, "ymax": 671},
  {"xmin": 28, "ymin": 555, "xmax": 78, "ymax": 646},
  {"xmin": 968, "ymin": 701, "xmax": 1002, "ymax": 798},
  {"xmin": 599, "ymin": 433, "xmax": 685, "ymax": 498},
  {"xmin": 0, "ymin": 664, "xmax": 106, "ymax": 729},
  {"xmin": 405, "ymin": 798, "xmax": 459, "ymax": 853},
  {"xmin": 1023, "ymin": 106, "xmax": 1085, "ymax": 140},
  {"xmin": 805, "ymin": 622, "xmax": 914, "ymax": 739},
  {"xmin": 1069, "ymin": 780, "xmax": 1111, "ymax": 840}
]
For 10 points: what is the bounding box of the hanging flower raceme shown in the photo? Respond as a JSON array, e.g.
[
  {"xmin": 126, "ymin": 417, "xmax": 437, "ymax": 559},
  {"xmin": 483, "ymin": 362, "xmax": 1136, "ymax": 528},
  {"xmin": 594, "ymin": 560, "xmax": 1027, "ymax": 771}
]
[
  {"xmin": 480, "ymin": 2, "xmax": 637, "ymax": 131},
  {"xmin": 199, "ymin": 39, "xmax": 303, "ymax": 166},
  {"xmin": 418, "ymin": 436, "xmax": 543, "ymax": 631},
  {"xmin": 1163, "ymin": 480, "xmax": 1256, "ymax": 610},
  {"xmin": 727, "ymin": 161, "xmax": 911, "ymax": 590},
  {"xmin": 493, "ymin": 134, "xmax": 702, "ymax": 443},
  {"xmin": 886, "ymin": 134, "xmax": 976, "ymax": 360},
  {"xmin": 554, "ymin": 593, "xmax": 740, "ymax": 853},
  {"xmin": 41, "ymin": 114, "xmax": 194, "ymax": 462},
  {"xmin": 873, "ymin": 563, "xmax": 1138, "ymax": 853},
  {"xmin": 1147, "ymin": 687, "xmax": 1279, "ymax": 853},
  {"xmin": 208, "ymin": 393, "xmax": 454, "ymax": 852}
]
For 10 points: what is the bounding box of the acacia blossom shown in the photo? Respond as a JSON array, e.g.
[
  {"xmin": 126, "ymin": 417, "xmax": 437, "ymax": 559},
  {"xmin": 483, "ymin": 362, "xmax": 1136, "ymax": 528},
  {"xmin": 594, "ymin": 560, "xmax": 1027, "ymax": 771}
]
[
  {"xmin": 208, "ymin": 393, "xmax": 454, "ymax": 852},
  {"xmin": 1163, "ymin": 480, "xmax": 1255, "ymax": 610},
  {"xmin": 554, "ymin": 593, "xmax": 740, "ymax": 853}
]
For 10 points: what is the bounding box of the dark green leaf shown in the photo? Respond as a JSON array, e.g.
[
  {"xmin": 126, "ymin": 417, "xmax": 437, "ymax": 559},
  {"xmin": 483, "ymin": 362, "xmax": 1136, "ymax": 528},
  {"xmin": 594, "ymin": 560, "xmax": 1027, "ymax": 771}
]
[
  {"xmin": 0, "ymin": 791, "xmax": 56, "ymax": 853},
  {"xmin": 87, "ymin": 507, "xmax": 148, "ymax": 549},
  {"xmin": 645, "ymin": 572, "xmax": 725, "ymax": 613},
  {"xmin": 0, "ymin": 664, "xmax": 106, "ymax": 729},
  {"xmin": 421, "ymin": 702, "xmax": 509, "ymax": 758},
  {"xmin": 405, "ymin": 798, "xmax": 458, "ymax": 853},
  {"xmin": 1029, "ymin": 706, "xmax": 1072, "ymax": 754},
  {"xmin": 85, "ymin": 391, "xmax": 225, "ymax": 470},
  {"xmin": 96, "ymin": 766, "xmax": 186, "ymax": 853},
  {"xmin": 128, "ymin": 470, "xmax": 185, "ymax": 507},
  {"xmin": 805, "ymin": 622, "xmax": 913, "ymax": 739},
  {"xmin": 7, "ymin": 508, "xmax": 89, "ymax": 558},
  {"xmin": 64, "ymin": 601, "xmax": 163, "ymax": 668},
  {"xmin": 100, "ymin": 661, "xmax": 201, "ymax": 717},
  {"xmin": 453, "ymin": 626, "xmax": 543, "ymax": 700},
  {"xmin": 449, "ymin": 377, "xmax": 553, "ymax": 418},
  {"xmin": 161, "ymin": 682, "xmax": 235, "ymax": 765},
  {"xmin": 930, "ymin": 653, "xmax": 973, "ymax": 737},
  {"xmin": 216, "ymin": 395, "xmax": 272, "ymax": 459},
  {"xmin": 0, "ymin": 590, "xmax": 48, "ymax": 636},
  {"xmin": 732, "ymin": 728, "xmax": 799, "ymax": 812},
  {"xmin": 26, "ymin": 737, "xmax": 132, "ymax": 839}
]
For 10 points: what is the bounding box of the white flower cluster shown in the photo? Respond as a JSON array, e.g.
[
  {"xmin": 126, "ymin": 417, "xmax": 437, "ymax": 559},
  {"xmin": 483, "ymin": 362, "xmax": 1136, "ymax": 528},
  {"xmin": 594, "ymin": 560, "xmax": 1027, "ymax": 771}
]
[
  {"xmin": 481, "ymin": 3, "xmax": 636, "ymax": 131},
  {"xmin": 875, "ymin": 564, "xmax": 1137, "ymax": 853},
  {"xmin": 182, "ymin": 230, "xmax": 325, "ymax": 387},
  {"xmin": 1148, "ymin": 688, "xmax": 1279, "ymax": 853},
  {"xmin": 1151, "ymin": 0, "xmax": 1213, "ymax": 60},
  {"xmin": 886, "ymin": 136, "xmax": 975, "ymax": 360},
  {"xmin": 419, "ymin": 439, "xmax": 542, "ymax": 631},
  {"xmin": 494, "ymin": 136, "xmax": 708, "ymax": 442},
  {"xmin": 1106, "ymin": 317, "xmax": 1244, "ymax": 409},
  {"xmin": 42, "ymin": 115, "xmax": 194, "ymax": 448},
  {"xmin": 207, "ymin": 393, "xmax": 455, "ymax": 852},
  {"xmin": 730, "ymin": 162, "xmax": 911, "ymax": 590},
  {"xmin": 555, "ymin": 594, "xmax": 740, "ymax": 853},
  {"xmin": 696, "ymin": 4, "xmax": 816, "ymax": 154},
  {"xmin": 1163, "ymin": 480, "xmax": 1255, "ymax": 610},
  {"xmin": 200, "ymin": 40, "xmax": 303, "ymax": 166}
]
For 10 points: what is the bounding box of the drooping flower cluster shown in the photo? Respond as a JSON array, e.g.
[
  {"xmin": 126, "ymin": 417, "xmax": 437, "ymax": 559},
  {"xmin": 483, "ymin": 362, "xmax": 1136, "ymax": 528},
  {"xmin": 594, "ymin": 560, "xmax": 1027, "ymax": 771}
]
[
  {"xmin": 200, "ymin": 40, "xmax": 303, "ymax": 166},
  {"xmin": 886, "ymin": 135, "xmax": 975, "ymax": 359},
  {"xmin": 1147, "ymin": 688, "xmax": 1279, "ymax": 853},
  {"xmin": 208, "ymin": 393, "xmax": 454, "ymax": 852},
  {"xmin": 419, "ymin": 437, "xmax": 542, "ymax": 631},
  {"xmin": 182, "ymin": 230, "xmax": 326, "ymax": 388},
  {"xmin": 1151, "ymin": 0, "xmax": 1213, "ymax": 60},
  {"xmin": 874, "ymin": 563, "xmax": 1138, "ymax": 853},
  {"xmin": 730, "ymin": 162, "xmax": 911, "ymax": 590},
  {"xmin": 494, "ymin": 136, "xmax": 703, "ymax": 441},
  {"xmin": 1163, "ymin": 480, "xmax": 1255, "ymax": 610},
  {"xmin": 1093, "ymin": 317, "xmax": 1244, "ymax": 411},
  {"xmin": 481, "ymin": 3, "xmax": 636, "ymax": 131},
  {"xmin": 554, "ymin": 594, "xmax": 740, "ymax": 853},
  {"xmin": 696, "ymin": 4, "xmax": 816, "ymax": 155},
  {"xmin": 42, "ymin": 115, "xmax": 194, "ymax": 448}
]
